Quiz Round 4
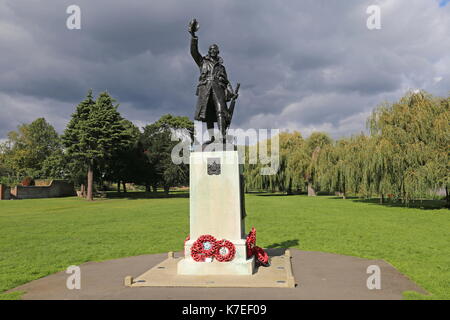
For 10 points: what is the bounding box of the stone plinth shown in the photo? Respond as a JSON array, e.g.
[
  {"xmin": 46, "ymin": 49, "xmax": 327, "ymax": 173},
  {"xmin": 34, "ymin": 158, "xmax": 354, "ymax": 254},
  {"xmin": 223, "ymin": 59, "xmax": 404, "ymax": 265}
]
[
  {"xmin": 177, "ymin": 150, "xmax": 255, "ymax": 275},
  {"xmin": 130, "ymin": 250, "xmax": 295, "ymax": 288}
]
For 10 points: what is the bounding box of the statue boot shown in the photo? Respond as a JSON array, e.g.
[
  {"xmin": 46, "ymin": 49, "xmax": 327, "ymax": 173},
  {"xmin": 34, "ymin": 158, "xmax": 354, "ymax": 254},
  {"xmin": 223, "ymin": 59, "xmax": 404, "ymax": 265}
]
[
  {"xmin": 217, "ymin": 113, "xmax": 228, "ymax": 144},
  {"xmin": 203, "ymin": 122, "xmax": 216, "ymax": 146}
]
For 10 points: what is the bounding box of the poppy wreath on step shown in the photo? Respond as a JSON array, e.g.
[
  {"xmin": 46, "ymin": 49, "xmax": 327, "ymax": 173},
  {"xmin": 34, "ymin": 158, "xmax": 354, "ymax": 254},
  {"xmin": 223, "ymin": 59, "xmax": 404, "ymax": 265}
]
[
  {"xmin": 246, "ymin": 227, "xmax": 257, "ymax": 258},
  {"xmin": 190, "ymin": 234, "xmax": 217, "ymax": 261},
  {"xmin": 214, "ymin": 239, "xmax": 236, "ymax": 262},
  {"xmin": 190, "ymin": 241, "xmax": 206, "ymax": 262},
  {"xmin": 253, "ymin": 246, "xmax": 270, "ymax": 267}
]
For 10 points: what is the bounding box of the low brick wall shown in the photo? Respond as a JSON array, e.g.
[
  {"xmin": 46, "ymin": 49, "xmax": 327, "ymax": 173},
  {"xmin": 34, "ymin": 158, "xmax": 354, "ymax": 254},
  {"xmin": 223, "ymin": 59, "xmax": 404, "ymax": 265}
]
[
  {"xmin": 35, "ymin": 179, "xmax": 53, "ymax": 186},
  {"xmin": 10, "ymin": 180, "xmax": 76, "ymax": 200},
  {"xmin": 0, "ymin": 184, "xmax": 10, "ymax": 200}
]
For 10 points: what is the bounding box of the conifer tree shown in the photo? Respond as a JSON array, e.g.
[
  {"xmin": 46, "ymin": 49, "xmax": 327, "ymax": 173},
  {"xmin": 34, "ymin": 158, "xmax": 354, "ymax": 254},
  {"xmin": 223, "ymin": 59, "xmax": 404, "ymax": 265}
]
[{"xmin": 62, "ymin": 90, "xmax": 131, "ymax": 200}]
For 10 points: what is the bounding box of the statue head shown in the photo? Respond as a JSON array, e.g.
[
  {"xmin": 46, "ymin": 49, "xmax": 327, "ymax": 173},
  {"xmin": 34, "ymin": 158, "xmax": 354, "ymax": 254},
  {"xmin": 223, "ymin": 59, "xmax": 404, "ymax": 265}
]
[{"xmin": 208, "ymin": 44, "xmax": 220, "ymax": 58}]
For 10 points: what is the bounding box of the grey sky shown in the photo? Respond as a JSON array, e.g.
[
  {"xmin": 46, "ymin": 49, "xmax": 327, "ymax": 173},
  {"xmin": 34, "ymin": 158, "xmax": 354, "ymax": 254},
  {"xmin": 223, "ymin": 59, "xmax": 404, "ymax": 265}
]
[{"xmin": 0, "ymin": 0, "xmax": 449, "ymax": 140}]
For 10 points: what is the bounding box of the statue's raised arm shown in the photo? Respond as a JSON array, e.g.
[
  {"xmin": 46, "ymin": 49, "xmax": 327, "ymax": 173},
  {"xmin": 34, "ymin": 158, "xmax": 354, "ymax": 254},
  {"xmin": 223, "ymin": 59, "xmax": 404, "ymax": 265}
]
[
  {"xmin": 188, "ymin": 18, "xmax": 239, "ymax": 146},
  {"xmin": 189, "ymin": 19, "xmax": 202, "ymax": 67},
  {"xmin": 188, "ymin": 18, "xmax": 199, "ymax": 37}
]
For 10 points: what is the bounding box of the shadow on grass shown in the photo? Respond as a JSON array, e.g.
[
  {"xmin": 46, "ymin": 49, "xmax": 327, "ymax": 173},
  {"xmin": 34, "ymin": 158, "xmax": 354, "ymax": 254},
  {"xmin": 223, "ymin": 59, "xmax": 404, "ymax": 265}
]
[
  {"xmin": 249, "ymin": 191, "xmax": 447, "ymax": 210},
  {"xmin": 248, "ymin": 190, "xmax": 334, "ymax": 197},
  {"xmin": 252, "ymin": 193, "xmax": 310, "ymax": 197},
  {"xmin": 264, "ymin": 240, "xmax": 299, "ymax": 257},
  {"xmin": 266, "ymin": 239, "xmax": 300, "ymax": 253},
  {"xmin": 328, "ymin": 197, "xmax": 448, "ymax": 210},
  {"xmin": 104, "ymin": 191, "xmax": 189, "ymax": 200},
  {"xmin": 254, "ymin": 193, "xmax": 295, "ymax": 197}
]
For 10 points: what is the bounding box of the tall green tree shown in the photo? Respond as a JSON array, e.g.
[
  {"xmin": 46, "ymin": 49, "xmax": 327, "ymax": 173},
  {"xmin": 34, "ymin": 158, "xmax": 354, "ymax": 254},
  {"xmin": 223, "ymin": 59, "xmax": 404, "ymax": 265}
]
[
  {"xmin": 141, "ymin": 114, "xmax": 193, "ymax": 194},
  {"xmin": 0, "ymin": 118, "xmax": 61, "ymax": 181},
  {"xmin": 62, "ymin": 90, "xmax": 131, "ymax": 200},
  {"xmin": 40, "ymin": 149, "xmax": 70, "ymax": 180},
  {"xmin": 103, "ymin": 120, "xmax": 152, "ymax": 193}
]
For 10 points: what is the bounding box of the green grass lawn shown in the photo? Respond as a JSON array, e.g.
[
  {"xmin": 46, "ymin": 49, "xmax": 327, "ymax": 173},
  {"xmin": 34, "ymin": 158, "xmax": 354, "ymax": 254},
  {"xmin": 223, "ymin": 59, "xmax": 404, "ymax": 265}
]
[{"xmin": 0, "ymin": 193, "xmax": 449, "ymax": 300}]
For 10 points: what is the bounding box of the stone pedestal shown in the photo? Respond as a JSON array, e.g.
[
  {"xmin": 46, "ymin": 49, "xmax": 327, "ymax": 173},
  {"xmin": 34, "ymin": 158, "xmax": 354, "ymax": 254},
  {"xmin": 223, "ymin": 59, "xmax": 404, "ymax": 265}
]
[{"xmin": 177, "ymin": 150, "xmax": 255, "ymax": 275}]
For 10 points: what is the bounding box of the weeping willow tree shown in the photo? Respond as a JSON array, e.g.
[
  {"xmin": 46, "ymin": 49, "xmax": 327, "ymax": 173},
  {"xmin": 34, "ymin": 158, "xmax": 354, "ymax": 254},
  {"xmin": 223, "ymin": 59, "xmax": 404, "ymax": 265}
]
[
  {"xmin": 278, "ymin": 131, "xmax": 310, "ymax": 194},
  {"xmin": 317, "ymin": 138, "xmax": 348, "ymax": 198},
  {"xmin": 243, "ymin": 131, "xmax": 308, "ymax": 193},
  {"xmin": 243, "ymin": 131, "xmax": 332, "ymax": 194},
  {"xmin": 368, "ymin": 91, "xmax": 449, "ymax": 204},
  {"xmin": 362, "ymin": 134, "xmax": 399, "ymax": 202},
  {"xmin": 344, "ymin": 134, "xmax": 373, "ymax": 198},
  {"xmin": 316, "ymin": 135, "xmax": 367, "ymax": 199},
  {"xmin": 245, "ymin": 91, "xmax": 448, "ymax": 204},
  {"xmin": 304, "ymin": 132, "xmax": 332, "ymax": 196},
  {"xmin": 285, "ymin": 133, "xmax": 310, "ymax": 194}
]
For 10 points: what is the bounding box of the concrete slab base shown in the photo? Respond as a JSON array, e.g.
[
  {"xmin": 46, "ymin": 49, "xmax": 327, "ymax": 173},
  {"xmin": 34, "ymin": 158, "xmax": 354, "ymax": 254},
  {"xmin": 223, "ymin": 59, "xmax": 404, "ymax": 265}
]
[
  {"xmin": 129, "ymin": 249, "xmax": 296, "ymax": 288},
  {"xmin": 8, "ymin": 249, "xmax": 428, "ymax": 300}
]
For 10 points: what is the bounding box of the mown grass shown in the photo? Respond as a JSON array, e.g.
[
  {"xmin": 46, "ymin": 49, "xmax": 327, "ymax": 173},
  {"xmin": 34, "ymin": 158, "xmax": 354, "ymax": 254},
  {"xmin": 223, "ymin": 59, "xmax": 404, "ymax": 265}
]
[{"xmin": 0, "ymin": 193, "xmax": 448, "ymax": 299}]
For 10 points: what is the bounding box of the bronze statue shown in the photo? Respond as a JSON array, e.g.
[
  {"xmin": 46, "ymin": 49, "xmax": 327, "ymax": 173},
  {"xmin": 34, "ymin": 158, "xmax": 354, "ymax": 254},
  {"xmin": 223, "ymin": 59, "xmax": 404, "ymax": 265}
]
[{"xmin": 188, "ymin": 19, "xmax": 239, "ymax": 145}]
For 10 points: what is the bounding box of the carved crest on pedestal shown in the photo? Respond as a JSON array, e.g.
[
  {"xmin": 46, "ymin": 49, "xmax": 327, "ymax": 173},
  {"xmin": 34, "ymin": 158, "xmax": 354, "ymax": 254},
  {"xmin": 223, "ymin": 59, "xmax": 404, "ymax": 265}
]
[{"xmin": 207, "ymin": 158, "xmax": 221, "ymax": 175}]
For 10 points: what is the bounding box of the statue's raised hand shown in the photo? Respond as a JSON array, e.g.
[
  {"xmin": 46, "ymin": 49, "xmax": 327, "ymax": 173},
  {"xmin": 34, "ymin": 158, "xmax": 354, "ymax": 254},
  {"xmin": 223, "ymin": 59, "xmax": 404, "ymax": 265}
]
[{"xmin": 188, "ymin": 18, "xmax": 199, "ymax": 37}]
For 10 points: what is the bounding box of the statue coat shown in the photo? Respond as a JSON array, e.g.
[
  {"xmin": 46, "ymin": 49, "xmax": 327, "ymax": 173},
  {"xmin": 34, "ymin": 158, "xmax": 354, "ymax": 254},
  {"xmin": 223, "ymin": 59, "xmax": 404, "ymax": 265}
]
[{"xmin": 190, "ymin": 37, "xmax": 233, "ymax": 123}]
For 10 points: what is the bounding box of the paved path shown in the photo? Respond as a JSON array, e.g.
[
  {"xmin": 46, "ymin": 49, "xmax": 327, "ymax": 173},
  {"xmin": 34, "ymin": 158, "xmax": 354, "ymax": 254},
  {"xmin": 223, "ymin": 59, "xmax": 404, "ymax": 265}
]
[{"xmin": 9, "ymin": 249, "xmax": 426, "ymax": 300}]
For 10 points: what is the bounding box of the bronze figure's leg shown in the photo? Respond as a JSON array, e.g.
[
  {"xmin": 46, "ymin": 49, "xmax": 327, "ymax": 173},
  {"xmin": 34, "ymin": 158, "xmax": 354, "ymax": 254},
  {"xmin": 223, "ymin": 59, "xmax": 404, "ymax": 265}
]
[
  {"xmin": 212, "ymin": 90, "xmax": 228, "ymax": 144},
  {"xmin": 204, "ymin": 120, "xmax": 215, "ymax": 145},
  {"xmin": 202, "ymin": 91, "xmax": 216, "ymax": 146}
]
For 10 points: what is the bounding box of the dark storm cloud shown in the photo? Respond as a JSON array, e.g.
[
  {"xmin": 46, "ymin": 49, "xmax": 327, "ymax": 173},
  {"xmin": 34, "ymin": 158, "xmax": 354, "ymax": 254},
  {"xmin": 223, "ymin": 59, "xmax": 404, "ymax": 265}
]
[{"xmin": 0, "ymin": 0, "xmax": 449, "ymax": 139}]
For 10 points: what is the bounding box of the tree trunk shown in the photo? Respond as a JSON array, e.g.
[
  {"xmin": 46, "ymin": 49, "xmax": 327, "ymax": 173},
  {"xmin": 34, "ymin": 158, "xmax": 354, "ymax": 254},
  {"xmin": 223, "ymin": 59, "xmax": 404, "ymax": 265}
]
[
  {"xmin": 401, "ymin": 183, "xmax": 406, "ymax": 204},
  {"xmin": 86, "ymin": 160, "xmax": 94, "ymax": 201},
  {"xmin": 286, "ymin": 178, "xmax": 293, "ymax": 195},
  {"xmin": 446, "ymin": 186, "xmax": 449, "ymax": 208},
  {"xmin": 80, "ymin": 184, "xmax": 86, "ymax": 198},
  {"xmin": 380, "ymin": 194, "xmax": 384, "ymax": 204},
  {"xmin": 152, "ymin": 185, "xmax": 157, "ymax": 193},
  {"xmin": 307, "ymin": 182, "xmax": 316, "ymax": 196},
  {"xmin": 145, "ymin": 184, "xmax": 151, "ymax": 192},
  {"xmin": 122, "ymin": 182, "xmax": 127, "ymax": 193},
  {"xmin": 117, "ymin": 182, "xmax": 121, "ymax": 193}
]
